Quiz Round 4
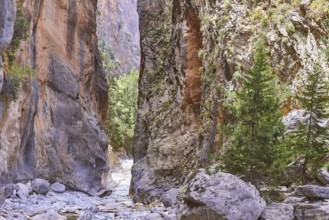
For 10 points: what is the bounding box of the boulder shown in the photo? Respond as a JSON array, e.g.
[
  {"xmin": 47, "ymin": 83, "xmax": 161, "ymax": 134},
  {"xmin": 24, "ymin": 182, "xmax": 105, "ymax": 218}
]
[
  {"xmin": 260, "ymin": 203, "xmax": 294, "ymax": 220},
  {"xmin": 32, "ymin": 209, "xmax": 67, "ymax": 220},
  {"xmin": 283, "ymin": 196, "xmax": 306, "ymax": 204},
  {"xmin": 295, "ymin": 185, "xmax": 329, "ymax": 199},
  {"xmin": 78, "ymin": 209, "xmax": 95, "ymax": 220},
  {"xmin": 294, "ymin": 202, "xmax": 329, "ymax": 220},
  {"xmin": 318, "ymin": 167, "xmax": 329, "ymax": 185},
  {"xmin": 161, "ymin": 188, "xmax": 179, "ymax": 207},
  {"xmin": 50, "ymin": 182, "xmax": 66, "ymax": 193},
  {"xmin": 32, "ymin": 179, "xmax": 50, "ymax": 194},
  {"xmin": 283, "ymin": 110, "xmax": 329, "ymax": 132},
  {"xmin": 144, "ymin": 213, "xmax": 162, "ymax": 220},
  {"xmin": 178, "ymin": 171, "xmax": 266, "ymax": 220},
  {"xmin": 282, "ymin": 110, "xmax": 308, "ymax": 131},
  {"xmin": 14, "ymin": 182, "xmax": 32, "ymax": 199},
  {"xmin": 0, "ymin": 183, "xmax": 13, "ymax": 207}
]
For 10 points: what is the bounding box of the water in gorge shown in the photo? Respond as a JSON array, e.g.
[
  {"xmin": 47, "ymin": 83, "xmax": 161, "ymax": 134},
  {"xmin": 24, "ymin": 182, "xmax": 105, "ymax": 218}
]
[{"xmin": 0, "ymin": 159, "xmax": 169, "ymax": 220}]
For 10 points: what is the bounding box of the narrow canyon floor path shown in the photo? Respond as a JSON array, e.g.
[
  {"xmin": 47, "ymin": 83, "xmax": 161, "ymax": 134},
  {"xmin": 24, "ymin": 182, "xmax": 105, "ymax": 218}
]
[{"xmin": 0, "ymin": 159, "xmax": 171, "ymax": 220}]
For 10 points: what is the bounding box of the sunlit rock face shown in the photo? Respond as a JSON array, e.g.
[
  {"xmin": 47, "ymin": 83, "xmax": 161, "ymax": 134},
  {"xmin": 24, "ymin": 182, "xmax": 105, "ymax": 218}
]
[
  {"xmin": 0, "ymin": 0, "xmax": 110, "ymax": 200},
  {"xmin": 97, "ymin": 0, "xmax": 140, "ymax": 75},
  {"xmin": 31, "ymin": 0, "xmax": 109, "ymax": 195},
  {"xmin": 132, "ymin": 0, "xmax": 329, "ymax": 203}
]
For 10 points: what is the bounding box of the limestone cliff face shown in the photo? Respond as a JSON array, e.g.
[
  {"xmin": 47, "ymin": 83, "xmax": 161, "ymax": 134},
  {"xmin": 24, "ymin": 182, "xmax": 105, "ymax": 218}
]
[
  {"xmin": 132, "ymin": 0, "xmax": 329, "ymax": 203},
  {"xmin": 0, "ymin": 0, "xmax": 16, "ymax": 206},
  {"xmin": 31, "ymin": 0, "xmax": 109, "ymax": 195},
  {"xmin": 0, "ymin": 0, "xmax": 109, "ymax": 199},
  {"xmin": 97, "ymin": 0, "xmax": 140, "ymax": 75}
]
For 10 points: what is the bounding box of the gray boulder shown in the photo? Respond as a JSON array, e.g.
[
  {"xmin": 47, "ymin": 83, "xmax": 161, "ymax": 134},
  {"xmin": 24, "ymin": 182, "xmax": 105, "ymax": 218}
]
[
  {"xmin": 78, "ymin": 209, "xmax": 94, "ymax": 220},
  {"xmin": 32, "ymin": 209, "xmax": 67, "ymax": 220},
  {"xmin": 161, "ymin": 188, "xmax": 179, "ymax": 207},
  {"xmin": 282, "ymin": 110, "xmax": 308, "ymax": 131},
  {"xmin": 295, "ymin": 185, "xmax": 329, "ymax": 199},
  {"xmin": 15, "ymin": 182, "xmax": 32, "ymax": 199},
  {"xmin": 143, "ymin": 213, "xmax": 162, "ymax": 220},
  {"xmin": 178, "ymin": 171, "xmax": 266, "ymax": 220},
  {"xmin": 294, "ymin": 202, "xmax": 329, "ymax": 220},
  {"xmin": 318, "ymin": 167, "xmax": 329, "ymax": 185},
  {"xmin": 51, "ymin": 182, "xmax": 66, "ymax": 193},
  {"xmin": 32, "ymin": 178, "xmax": 50, "ymax": 194},
  {"xmin": 260, "ymin": 203, "xmax": 294, "ymax": 220},
  {"xmin": 283, "ymin": 110, "xmax": 329, "ymax": 132},
  {"xmin": 0, "ymin": 183, "xmax": 12, "ymax": 207}
]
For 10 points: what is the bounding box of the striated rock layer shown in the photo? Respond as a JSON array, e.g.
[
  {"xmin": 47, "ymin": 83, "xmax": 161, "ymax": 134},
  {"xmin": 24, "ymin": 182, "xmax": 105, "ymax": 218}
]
[
  {"xmin": 0, "ymin": 0, "xmax": 109, "ymax": 202},
  {"xmin": 132, "ymin": 0, "xmax": 329, "ymax": 203}
]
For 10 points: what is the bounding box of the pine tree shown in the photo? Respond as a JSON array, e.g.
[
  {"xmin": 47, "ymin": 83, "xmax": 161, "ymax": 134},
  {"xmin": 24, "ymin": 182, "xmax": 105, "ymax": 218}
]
[
  {"xmin": 220, "ymin": 40, "xmax": 285, "ymax": 186},
  {"xmin": 289, "ymin": 64, "xmax": 329, "ymax": 183}
]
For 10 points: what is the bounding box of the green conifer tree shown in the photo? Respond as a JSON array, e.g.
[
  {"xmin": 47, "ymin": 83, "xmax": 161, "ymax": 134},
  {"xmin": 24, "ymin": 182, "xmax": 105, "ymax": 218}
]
[
  {"xmin": 289, "ymin": 64, "xmax": 329, "ymax": 183},
  {"xmin": 220, "ymin": 40, "xmax": 285, "ymax": 186}
]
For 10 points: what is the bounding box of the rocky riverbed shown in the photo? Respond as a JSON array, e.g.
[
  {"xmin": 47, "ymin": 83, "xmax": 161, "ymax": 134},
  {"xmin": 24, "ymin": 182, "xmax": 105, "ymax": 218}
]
[{"xmin": 0, "ymin": 159, "xmax": 176, "ymax": 220}]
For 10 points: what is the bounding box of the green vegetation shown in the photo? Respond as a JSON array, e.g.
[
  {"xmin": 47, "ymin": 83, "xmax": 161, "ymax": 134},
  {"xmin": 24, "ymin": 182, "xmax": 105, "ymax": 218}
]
[
  {"xmin": 309, "ymin": 0, "xmax": 329, "ymax": 21},
  {"xmin": 1, "ymin": 8, "xmax": 32, "ymax": 101},
  {"xmin": 286, "ymin": 64, "xmax": 329, "ymax": 183},
  {"xmin": 99, "ymin": 41, "xmax": 139, "ymax": 154},
  {"xmin": 220, "ymin": 40, "xmax": 285, "ymax": 186},
  {"xmin": 2, "ymin": 65, "xmax": 35, "ymax": 100},
  {"xmin": 106, "ymin": 68, "xmax": 138, "ymax": 154},
  {"xmin": 7, "ymin": 8, "xmax": 29, "ymax": 65},
  {"xmin": 98, "ymin": 40, "xmax": 121, "ymax": 75}
]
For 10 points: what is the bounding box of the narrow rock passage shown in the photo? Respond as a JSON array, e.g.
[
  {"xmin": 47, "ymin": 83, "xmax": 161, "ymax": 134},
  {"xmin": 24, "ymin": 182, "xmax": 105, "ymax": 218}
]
[{"xmin": 0, "ymin": 159, "xmax": 171, "ymax": 220}]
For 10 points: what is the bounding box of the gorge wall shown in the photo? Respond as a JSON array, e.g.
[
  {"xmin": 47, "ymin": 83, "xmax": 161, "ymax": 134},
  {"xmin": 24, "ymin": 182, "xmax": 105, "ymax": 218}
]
[
  {"xmin": 131, "ymin": 0, "xmax": 329, "ymax": 203},
  {"xmin": 97, "ymin": 0, "xmax": 140, "ymax": 75},
  {"xmin": 0, "ymin": 0, "xmax": 16, "ymax": 206},
  {"xmin": 0, "ymin": 0, "xmax": 109, "ymax": 205}
]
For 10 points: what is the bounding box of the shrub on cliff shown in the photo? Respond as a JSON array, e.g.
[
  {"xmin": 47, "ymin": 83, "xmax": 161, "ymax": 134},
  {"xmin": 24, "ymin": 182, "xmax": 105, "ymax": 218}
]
[
  {"xmin": 220, "ymin": 40, "xmax": 285, "ymax": 186},
  {"xmin": 6, "ymin": 8, "xmax": 29, "ymax": 65},
  {"xmin": 1, "ymin": 65, "xmax": 34, "ymax": 100},
  {"xmin": 1, "ymin": 8, "xmax": 31, "ymax": 101}
]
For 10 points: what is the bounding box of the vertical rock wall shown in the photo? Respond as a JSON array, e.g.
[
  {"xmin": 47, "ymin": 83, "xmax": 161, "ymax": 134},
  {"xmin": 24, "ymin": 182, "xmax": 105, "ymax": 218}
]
[
  {"xmin": 0, "ymin": 0, "xmax": 16, "ymax": 206},
  {"xmin": 31, "ymin": 0, "xmax": 109, "ymax": 195},
  {"xmin": 97, "ymin": 0, "xmax": 140, "ymax": 75},
  {"xmin": 131, "ymin": 0, "xmax": 204, "ymax": 203},
  {"xmin": 132, "ymin": 0, "xmax": 329, "ymax": 203},
  {"xmin": 0, "ymin": 0, "xmax": 110, "ymax": 203}
]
